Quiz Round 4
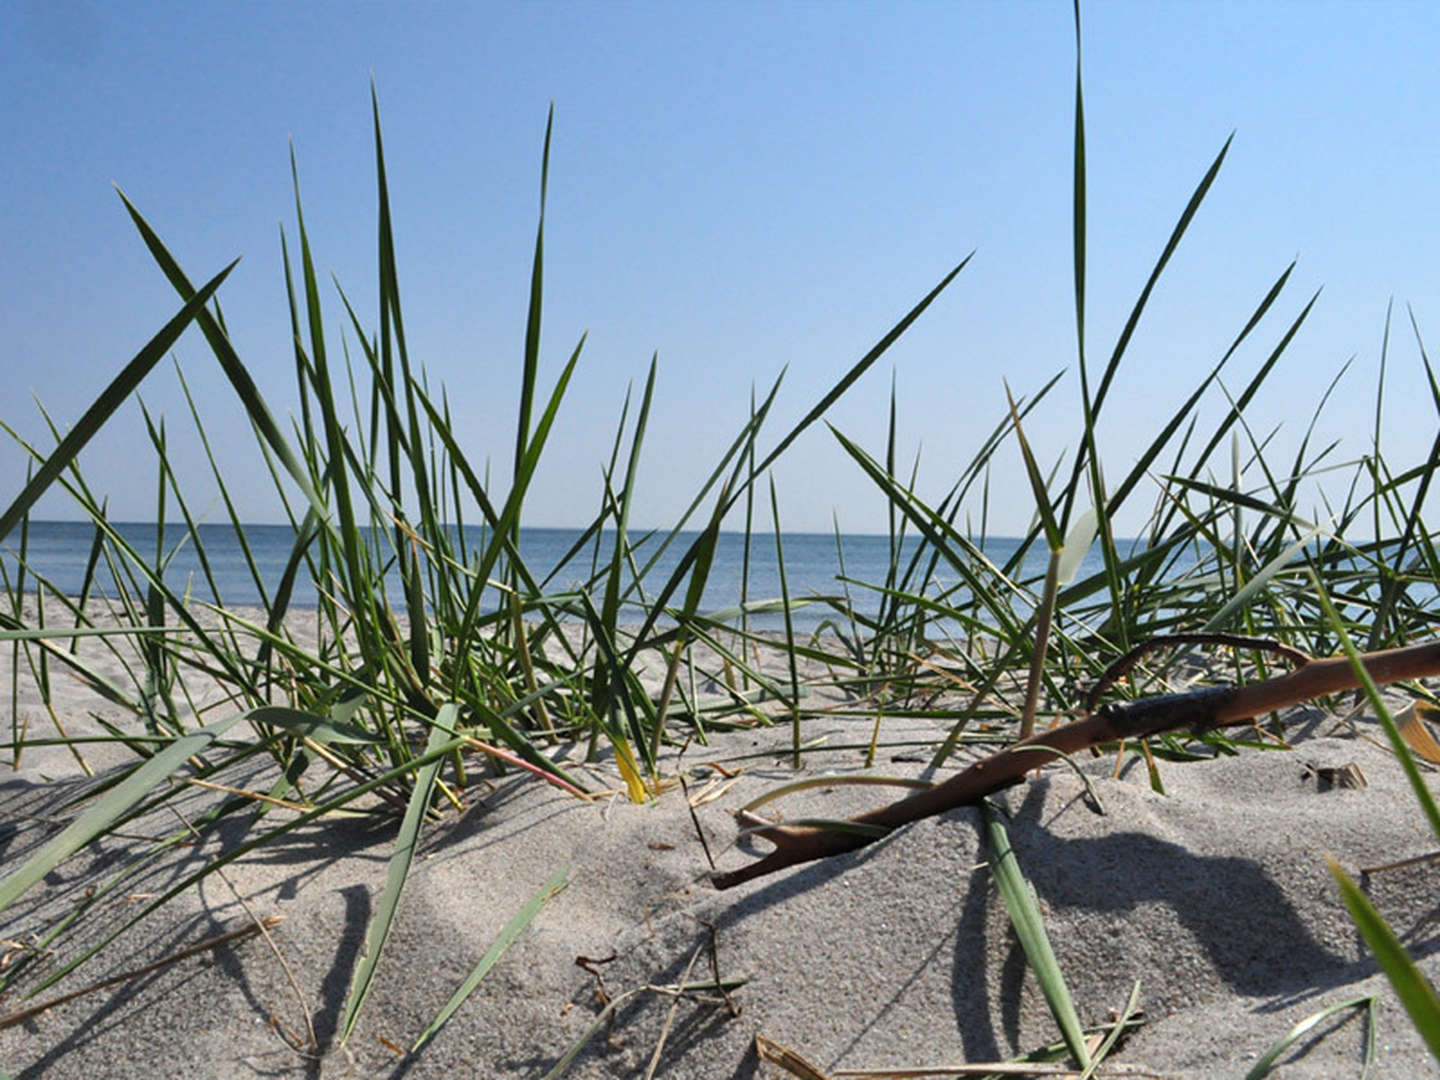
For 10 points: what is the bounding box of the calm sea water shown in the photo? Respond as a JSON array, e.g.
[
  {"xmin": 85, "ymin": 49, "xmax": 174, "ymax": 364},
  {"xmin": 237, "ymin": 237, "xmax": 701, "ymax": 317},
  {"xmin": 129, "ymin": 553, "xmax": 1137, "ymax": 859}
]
[{"xmin": 2, "ymin": 520, "xmax": 1115, "ymax": 632}]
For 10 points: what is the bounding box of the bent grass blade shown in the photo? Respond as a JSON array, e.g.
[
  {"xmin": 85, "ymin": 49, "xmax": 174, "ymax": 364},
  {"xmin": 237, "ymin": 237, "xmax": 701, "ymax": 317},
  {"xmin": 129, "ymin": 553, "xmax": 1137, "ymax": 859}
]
[{"xmin": 0, "ymin": 705, "xmax": 333, "ymax": 915}]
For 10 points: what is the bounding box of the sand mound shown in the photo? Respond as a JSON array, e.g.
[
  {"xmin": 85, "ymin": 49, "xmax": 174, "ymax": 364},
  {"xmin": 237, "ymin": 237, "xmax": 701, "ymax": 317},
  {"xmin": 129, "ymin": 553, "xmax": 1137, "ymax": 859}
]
[{"xmin": 1, "ymin": 607, "xmax": 1438, "ymax": 1077}]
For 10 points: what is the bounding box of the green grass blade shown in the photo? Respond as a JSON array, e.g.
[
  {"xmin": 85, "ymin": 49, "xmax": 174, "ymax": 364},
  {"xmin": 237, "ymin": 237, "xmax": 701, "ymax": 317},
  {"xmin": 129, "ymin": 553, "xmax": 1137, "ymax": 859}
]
[
  {"xmin": 982, "ymin": 802, "xmax": 1092, "ymax": 1070},
  {"xmin": 1006, "ymin": 382, "xmax": 1062, "ymax": 551},
  {"xmin": 1312, "ymin": 572, "xmax": 1440, "ymax": 844},
  {"xmin": 0, "ymin": 261, "xmax": 235, "ymax": 545},
  {"xmin": 651, "ymin": 483, "xmax": 728, "ymax": 761},
  {"xmin": 1329, "ymin": 861, "xmax": 1440, "ymax": 1061},
  {"xmin": 1090, "ymin": 133, "xmax": 1233, "ymax": 422},
  {"xmin": 16, "ymin": 728, "xmax": 472, "ymax": 1001},
  {"xmin": 769, "ymin": 477, "xmax": 802, "ymax": 768},
  {"xmin": 516, "ymin": 105, "xmax": 553, "ymax": 493},
  {"xmin": 748, "ymin": 254, "xmax": 972, "ymax": 482},
  {"xmin": 0, "ymin": 708, "xmax": 251, "ymax": 914},
  {"xmin": 1108, "ymin": 261, "xmax": 1295, "ymax": 515},
  {"xmin": 340, "ymin": 704, "xmax": 459, "ymax": 1043},
  {"xmin": 117, "ymin": 192, "xmax": 323, "ymax": 513},
  {"xmin": 1243, "ymin": 993, "xmax": 1377, "ymax": 1080},
  {"xmin": 411, "ymin": 865, "xmax": 569, "ymax": 1053}
]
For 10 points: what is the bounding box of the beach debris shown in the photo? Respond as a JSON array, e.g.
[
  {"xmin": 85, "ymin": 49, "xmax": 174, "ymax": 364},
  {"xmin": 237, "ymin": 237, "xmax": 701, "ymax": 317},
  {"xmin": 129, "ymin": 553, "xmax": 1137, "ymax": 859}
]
[
  {"xmin": 0, "ymin": 915, "xmax": 283, "ymax": 1032},
  {"xmin": 714, "ymin": 635, "xmax": 1440, "ymax": 890},
  {"xmin": 1396, "ymin": 700, "xmax": 1440, "ymax": 764},
  {"xmin": 1300, "ymin": 760, "xmax": 1367, "ymax": 791},
  {"xmin": 756, "ymin": 1032, "xmax": 833, "ymax": 1079}
]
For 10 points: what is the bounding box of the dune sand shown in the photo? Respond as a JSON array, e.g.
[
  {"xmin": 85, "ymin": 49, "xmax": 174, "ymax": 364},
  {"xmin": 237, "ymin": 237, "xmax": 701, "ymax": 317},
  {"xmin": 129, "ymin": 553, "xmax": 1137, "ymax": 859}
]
[{"xmin": 1, "ymin": 604, "xmax": 1438, "ymax": 1078}]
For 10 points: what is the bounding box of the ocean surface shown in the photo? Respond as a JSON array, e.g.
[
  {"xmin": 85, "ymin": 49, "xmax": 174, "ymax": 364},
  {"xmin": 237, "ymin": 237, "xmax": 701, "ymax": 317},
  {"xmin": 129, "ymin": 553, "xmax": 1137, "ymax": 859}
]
[{"xmin": 1, "ymin": 520, "xmax": 1121, "ymax": 632}]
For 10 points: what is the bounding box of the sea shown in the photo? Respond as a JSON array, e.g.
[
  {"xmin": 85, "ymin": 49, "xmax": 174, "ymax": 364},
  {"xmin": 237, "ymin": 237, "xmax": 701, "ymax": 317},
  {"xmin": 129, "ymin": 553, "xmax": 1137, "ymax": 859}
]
[{"xmin": 0, "ymin": 520, "xmax": 1119, "ymax": 633}]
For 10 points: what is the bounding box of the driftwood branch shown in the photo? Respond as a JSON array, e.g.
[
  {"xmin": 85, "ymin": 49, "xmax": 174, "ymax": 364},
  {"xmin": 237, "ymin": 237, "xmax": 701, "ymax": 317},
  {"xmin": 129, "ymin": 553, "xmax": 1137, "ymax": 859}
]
[{"xmin": 711, "ymin": 638, "xmax": 1440, "ymax": 890}]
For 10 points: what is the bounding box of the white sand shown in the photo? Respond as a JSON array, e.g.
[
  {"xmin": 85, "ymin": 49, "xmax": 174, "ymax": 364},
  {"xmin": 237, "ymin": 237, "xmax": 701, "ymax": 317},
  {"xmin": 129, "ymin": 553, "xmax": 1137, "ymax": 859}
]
[{"xmin": 1, "ymin": 604, "xmax": 1438, "ymax": 1078}]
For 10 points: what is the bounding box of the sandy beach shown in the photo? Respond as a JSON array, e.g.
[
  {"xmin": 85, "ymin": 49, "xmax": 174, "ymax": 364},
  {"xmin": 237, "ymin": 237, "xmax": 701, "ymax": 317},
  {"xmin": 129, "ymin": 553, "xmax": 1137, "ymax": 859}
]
[{"xmin": 1, "ymin": 603, "xmax": 1438, "ymax": 1078}]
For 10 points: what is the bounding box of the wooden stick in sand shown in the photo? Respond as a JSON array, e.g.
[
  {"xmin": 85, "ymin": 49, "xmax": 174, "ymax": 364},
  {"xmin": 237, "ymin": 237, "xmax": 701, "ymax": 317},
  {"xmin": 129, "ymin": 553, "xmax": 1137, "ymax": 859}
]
[{"xmin": 711, "ymin": 636, "xmax": 1440, "ymax": 891}]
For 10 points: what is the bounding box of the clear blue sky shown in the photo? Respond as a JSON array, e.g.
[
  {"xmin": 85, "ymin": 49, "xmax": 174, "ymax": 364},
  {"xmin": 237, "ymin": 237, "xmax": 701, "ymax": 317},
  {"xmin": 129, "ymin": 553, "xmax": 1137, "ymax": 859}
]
[{"xmin": 4, "ymin": 1, "xmax": 1438, "ymax": 537}]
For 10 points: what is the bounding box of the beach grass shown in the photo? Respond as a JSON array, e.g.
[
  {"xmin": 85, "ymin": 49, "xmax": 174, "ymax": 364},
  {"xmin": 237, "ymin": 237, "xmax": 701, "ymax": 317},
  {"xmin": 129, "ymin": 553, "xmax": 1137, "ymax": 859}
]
[{"xmin": 2, "ymin": 7, "xmax": 1440, "ymax": 1071}]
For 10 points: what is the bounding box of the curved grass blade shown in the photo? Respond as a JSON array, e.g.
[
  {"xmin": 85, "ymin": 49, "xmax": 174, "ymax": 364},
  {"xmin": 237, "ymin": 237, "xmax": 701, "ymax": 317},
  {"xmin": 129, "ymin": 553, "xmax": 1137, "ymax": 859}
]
[
  {"xmin": 982, "ymin": 802, "xmax": 1092, "ymax": 1070},
  {"xmin": 410, "ymin": 864, "xmax": 569, "ymax": 1053},
  {"xmin": 739, "ymin": 774, "xmax": 932, "ymax": 813},
  {"xmin": 1243, "ymin": 993, "xmax": 1376, "ymax": 1080},
  {"xmin": 340, "ymin": 705, "xmax": 458, "ymax": 1044}
]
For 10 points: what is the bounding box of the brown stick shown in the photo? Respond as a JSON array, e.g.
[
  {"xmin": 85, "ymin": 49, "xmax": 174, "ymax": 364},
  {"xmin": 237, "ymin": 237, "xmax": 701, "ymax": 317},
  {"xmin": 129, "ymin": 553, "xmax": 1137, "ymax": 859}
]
[
  {"xmin": 0, "ymin": 916, "xmax": 285, "ymax": 1031},
  {"xmin": 711, "ymin": 640, "xmax": 1440, "ymax": 890}
]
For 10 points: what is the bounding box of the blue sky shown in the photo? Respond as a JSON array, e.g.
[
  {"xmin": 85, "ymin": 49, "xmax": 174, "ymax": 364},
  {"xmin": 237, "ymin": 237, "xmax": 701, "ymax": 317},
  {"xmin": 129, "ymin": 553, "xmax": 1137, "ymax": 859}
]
[{"xmin": 4, "ymin": 1, "xmax": 1438, "ymax": 536}]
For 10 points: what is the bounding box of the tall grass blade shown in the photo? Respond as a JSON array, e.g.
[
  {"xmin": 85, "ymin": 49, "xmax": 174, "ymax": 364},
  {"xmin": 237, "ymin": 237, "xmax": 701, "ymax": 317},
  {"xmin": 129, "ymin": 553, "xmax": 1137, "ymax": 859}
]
[
  {"xmin": 651, "ymin": 484, "xmax": 728, "ymax": 762},
  {"xmin": 117, "ymin": 192, "xmax": 323, "ymax": 512},
  {"xmin": 340, "ymin": 705, "xmax": 459, "ymax": 1043},
  {"xmin": 1328, "ymin": 861, "xmax": 1440, "ymax": 1060},
  {"xmin": 0, "ymin": 262, "xmax": 235, "ymax": 544},
  {"xmin": 982, "ymin": 802, "xmax": 1092, "ymax": 1070},
  {"xmin": 1312, "ymin": 572, "xmax": 1440, "ymax": 844}
]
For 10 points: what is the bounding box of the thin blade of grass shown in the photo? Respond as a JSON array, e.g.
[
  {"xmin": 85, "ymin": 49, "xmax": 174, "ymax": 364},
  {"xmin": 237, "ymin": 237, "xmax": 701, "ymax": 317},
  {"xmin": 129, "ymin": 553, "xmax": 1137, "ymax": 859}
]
[
  {"xmin": 769, "ymin": 477, "xmax": 802, "ymax": 768},
  {"xmin": 411, "ymin": 864, "xmax": 569, "ymax": 1052},
  {"xmin": 340, "ymin": 705, "xmax": 458, "ymax": 1043},
  {"xmin": 982, "ymin": 802, "xmax": 1092, "ymax": 1070},
  {"xmin": 1243, "ymin": 993, "xmax": 1377, "ymax": 1080},
  {"xmin": 1332, "ymin": 860, "xmax": 1440, "ymax": 1062},
  {"xmin": 0, "ymin": 262, "xmax": 236, "ymax": 545},
  {"xmin": 748, "ymin": 255, "xmax": 972, "ymax": 483}
]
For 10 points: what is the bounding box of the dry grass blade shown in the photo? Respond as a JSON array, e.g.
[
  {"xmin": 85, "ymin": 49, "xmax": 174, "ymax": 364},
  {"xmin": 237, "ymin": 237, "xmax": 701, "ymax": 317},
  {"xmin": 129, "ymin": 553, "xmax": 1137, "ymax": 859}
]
[
  {"xmin": 1396, "ymin": 700, "xmax": 1440, "ymax": 764},
  {"xmin": 540, "ymin": 975, "xmax": 750, "ymax": 1079},
  {"xmin": 755, "ymin": 1032, "xmax": 834, "ymax": 1080},
  {"xmin": 643, "ymin": 944, "xmax": 703, "ymax": 1080},
  {"xmin": 0, "ymin": 916, "xmax": 283, "ymax": 1032}
]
